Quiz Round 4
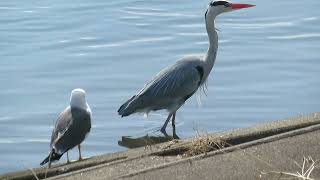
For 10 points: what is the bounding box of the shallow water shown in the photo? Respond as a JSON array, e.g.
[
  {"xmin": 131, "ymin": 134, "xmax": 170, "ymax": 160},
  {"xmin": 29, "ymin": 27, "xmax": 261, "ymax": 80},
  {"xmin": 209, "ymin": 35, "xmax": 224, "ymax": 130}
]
[{"xmin": 1, "ymin": 0, "xmax": 320, "ymax": 173}]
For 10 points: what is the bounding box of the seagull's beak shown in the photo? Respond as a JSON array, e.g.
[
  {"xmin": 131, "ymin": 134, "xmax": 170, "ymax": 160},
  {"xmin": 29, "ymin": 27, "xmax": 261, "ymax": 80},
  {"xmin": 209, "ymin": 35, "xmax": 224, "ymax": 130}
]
[{"xmin": 230, "ymin": 3, "xmax": 255, "ymax": 10}]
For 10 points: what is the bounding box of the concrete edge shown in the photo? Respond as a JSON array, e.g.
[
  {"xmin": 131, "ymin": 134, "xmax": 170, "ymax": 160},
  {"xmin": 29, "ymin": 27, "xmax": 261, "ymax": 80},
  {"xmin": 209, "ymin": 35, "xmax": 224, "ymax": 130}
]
[
  {"xmin": 1, "ymin": 112, "xmax": 320, "ymax": 180},
  {"xmin": 117, "ymin": 122, "xmax": 320, "ymax": 179}
]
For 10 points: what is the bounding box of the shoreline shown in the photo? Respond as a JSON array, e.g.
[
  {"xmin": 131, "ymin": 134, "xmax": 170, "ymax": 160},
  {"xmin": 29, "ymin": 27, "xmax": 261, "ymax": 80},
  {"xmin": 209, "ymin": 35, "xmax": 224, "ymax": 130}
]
[{"xmin": 2, "ymin": 112, "xmax": 320, "ymax": 180}]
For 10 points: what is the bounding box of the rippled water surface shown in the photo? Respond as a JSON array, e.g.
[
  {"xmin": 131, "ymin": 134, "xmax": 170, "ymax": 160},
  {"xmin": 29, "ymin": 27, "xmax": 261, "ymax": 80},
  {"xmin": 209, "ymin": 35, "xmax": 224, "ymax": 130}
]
[{"xmin": 1, "ymin": 0, "xmax": 320, "ymax": 173}]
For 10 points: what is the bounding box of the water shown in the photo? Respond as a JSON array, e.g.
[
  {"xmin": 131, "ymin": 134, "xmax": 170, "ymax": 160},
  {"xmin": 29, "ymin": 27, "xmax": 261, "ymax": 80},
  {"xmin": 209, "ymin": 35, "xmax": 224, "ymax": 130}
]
[{"xmin": 0, "ymin": 0, "xmax": 319, "ymax": 173}]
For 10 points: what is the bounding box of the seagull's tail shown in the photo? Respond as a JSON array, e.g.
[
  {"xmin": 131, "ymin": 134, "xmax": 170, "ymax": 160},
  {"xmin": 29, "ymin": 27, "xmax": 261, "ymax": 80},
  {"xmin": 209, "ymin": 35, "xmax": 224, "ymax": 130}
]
[
  {"xmin": 118, "ymin": 95, "xmax": 139, "ymax": 117},
  {"xmin": 40, "ymin": 150, "xmax": 62, "ymax": 166}
]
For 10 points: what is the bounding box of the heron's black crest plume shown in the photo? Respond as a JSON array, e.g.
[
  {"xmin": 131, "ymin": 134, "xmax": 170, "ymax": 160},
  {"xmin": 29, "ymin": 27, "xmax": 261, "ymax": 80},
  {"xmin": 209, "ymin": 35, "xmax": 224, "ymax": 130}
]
[{"xmin": 210, "ymin": 1, "xmax": 230, "ymax": 7}]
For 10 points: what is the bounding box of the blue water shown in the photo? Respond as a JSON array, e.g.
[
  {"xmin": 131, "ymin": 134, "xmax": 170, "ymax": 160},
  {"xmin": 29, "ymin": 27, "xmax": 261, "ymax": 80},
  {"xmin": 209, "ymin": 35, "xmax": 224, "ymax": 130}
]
[{"xmin": 1, "ymin": 0, "xmax": 320, "ymax": 173}]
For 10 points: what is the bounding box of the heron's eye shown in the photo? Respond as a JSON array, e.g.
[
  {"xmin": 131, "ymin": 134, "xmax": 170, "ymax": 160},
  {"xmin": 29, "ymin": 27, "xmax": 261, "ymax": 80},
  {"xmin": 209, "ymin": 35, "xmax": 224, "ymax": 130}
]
[{"xmin": 224, "ymin": 3, "xmax": 231, "ymax": 7}]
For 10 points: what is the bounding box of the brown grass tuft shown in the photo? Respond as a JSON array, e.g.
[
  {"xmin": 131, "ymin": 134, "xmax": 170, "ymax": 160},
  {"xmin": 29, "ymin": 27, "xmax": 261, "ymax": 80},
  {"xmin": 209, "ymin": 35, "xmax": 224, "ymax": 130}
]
[{"xmin": 183, "ymin": 132, "xmax": 226, "ymax": 157}]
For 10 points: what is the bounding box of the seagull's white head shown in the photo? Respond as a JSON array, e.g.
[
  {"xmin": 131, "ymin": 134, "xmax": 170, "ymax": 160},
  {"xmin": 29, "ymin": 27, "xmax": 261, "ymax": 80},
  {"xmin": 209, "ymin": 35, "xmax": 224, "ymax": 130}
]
[
  {"xmin": 70, "ymin": 88, "xmax": 88, "ymax": 110},
  {"xmin": 205, "ymin": 1, "xmax": 255, "ymax": 20}
]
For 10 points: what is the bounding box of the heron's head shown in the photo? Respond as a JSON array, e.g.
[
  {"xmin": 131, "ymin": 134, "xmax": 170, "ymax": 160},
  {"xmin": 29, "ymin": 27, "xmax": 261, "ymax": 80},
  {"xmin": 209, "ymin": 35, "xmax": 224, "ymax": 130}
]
[
  {"xmin": 70, "ymin": 88, "xmax": 87, "ymax": 109},
  {"xmin": 205, "ymin": 1, "xmax": 255, "ymax": 20}
]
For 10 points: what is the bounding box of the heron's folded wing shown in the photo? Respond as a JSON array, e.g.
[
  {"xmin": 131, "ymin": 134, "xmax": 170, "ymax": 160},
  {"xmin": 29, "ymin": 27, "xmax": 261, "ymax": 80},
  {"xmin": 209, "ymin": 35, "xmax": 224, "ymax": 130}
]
[{"xmin": 139, "ymin": 60, "xmax": 203, "ymax": 101}]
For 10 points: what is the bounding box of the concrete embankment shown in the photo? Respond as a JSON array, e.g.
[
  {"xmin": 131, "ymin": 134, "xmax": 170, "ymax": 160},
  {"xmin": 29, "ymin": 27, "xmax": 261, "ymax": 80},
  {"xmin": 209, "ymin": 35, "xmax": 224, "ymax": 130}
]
[{"xmin": 1, "ymin": 112, "xmax": 320, "ymax": 180}]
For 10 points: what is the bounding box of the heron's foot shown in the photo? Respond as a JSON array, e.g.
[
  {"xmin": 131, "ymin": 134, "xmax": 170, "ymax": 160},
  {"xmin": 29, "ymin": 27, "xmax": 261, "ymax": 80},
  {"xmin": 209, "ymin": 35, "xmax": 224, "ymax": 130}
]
[
  {"xmin": 66, "ymin": 159, "xmax": 71, "ymax": 164},
  {"xmin": 160, "ymin": 128, "xmax": 169, "ymax": 137},
  {"xmin": 78, "ymin": 156, "xmax": 90, "ymax": 161},
  {"xmin": 68, "ymin": 159, "xmax": 78, "ymax": 163},
  {"xmin": 173, "ymin": 133, "xmax": 180, "ymax": 139}
]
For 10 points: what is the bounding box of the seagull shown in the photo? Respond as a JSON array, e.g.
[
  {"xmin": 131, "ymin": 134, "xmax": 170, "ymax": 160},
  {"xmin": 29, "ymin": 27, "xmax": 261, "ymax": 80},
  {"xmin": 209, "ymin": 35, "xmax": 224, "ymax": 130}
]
[
  {"xmin": 118, "ymin": 1, "xmax": 255, "ymax": 139},
  {"xmin": 40, "ymin": 88, "xmax": 92, "ymax": 167}
]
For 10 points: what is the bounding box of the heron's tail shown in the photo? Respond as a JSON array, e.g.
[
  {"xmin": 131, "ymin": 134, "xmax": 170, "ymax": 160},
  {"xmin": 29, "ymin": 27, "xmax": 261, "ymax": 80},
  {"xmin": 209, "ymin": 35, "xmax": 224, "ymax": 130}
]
[
  {"xmin": 40, "ymin": 150, "xmax": 62, "ymax": 166},
  {"xmin": 118, "ymin": 95, "xmax": 139, "ymax": 117}
]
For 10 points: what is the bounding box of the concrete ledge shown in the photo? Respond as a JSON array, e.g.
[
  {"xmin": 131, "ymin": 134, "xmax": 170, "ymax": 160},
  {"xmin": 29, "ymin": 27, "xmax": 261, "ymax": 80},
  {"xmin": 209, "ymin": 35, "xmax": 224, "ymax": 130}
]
[
  {"xmin": 120, "ymin": 121, "xmax": 320, "ymax": 180},
  {"xmin": 1, "ymin": 112, "xmax": 320, "ymax": 180}
]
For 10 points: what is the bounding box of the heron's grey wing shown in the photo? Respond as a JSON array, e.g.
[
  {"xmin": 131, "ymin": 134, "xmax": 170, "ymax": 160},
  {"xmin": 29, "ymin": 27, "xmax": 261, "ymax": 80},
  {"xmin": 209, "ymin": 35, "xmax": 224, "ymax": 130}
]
[
  {"xmin": 50, "ymin": 107, "xmax": 73, "ymax": 150},
  {"xmin": 139, "ymin": 59, "xmax": 204, "ymax": 104}
]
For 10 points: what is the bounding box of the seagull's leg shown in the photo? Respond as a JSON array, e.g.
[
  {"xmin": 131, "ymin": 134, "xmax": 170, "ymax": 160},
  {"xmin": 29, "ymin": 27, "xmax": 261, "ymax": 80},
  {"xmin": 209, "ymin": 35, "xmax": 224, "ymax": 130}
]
[
  {"xmin": 66, "ymin": 151, "xmax": 70, "ymax": 164},
  {"xmin": 160, "ymin": 113, "xmax": 172, "ymax": 136},
  {"xmin": 78, "ymin": 144, "xmax": 82, "ymax": 161},
  {"xmin": 48, "ymin": 151, "xmax": 53, "ymax": 168},
  {"xmin": 172, "ymin": 112, "xmax": 180, "ymax": 139}
]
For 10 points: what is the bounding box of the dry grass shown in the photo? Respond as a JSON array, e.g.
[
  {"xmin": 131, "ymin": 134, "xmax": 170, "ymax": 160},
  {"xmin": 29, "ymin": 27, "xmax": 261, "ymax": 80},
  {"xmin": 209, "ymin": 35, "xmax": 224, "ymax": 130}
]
[
  {"xmin": 260, "ymin": 156, "xmax": 318, "ymax": 180},
  {"xmin": 28, "ymin": 168, "xmax": 40, "ymax": 180},
  {"xmin": 183, "ymin": 131, "xmax": 226, "ymax": 157},
  {"xmin": 183, "ymin": 129, "xmax": 319, "ymax": 179}
]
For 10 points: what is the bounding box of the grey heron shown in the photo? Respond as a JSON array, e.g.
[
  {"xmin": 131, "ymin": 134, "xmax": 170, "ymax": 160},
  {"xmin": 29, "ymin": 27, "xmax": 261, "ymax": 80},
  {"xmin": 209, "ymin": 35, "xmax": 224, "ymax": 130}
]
[
  {"xmin": 118, "ymin": 1, "xmax": 255, "ymax": 139},
  {"xmin": 40, "ymin": 88, "xmax": 92, "ymax": 167}
]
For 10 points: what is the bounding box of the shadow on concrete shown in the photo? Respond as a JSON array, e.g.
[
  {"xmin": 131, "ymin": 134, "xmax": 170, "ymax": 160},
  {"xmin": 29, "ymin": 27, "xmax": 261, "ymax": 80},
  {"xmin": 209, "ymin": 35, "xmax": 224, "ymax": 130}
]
[{"xmin": 118, "ymin": 135, "xmax": 173, "ymax": 149}]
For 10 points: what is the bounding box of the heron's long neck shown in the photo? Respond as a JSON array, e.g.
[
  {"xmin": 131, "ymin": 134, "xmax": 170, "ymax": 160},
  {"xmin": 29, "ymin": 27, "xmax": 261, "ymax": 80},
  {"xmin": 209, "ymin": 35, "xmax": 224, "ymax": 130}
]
[{"xmin": 203, "ymin": 19, "xmax": 218, "ymax": 81}]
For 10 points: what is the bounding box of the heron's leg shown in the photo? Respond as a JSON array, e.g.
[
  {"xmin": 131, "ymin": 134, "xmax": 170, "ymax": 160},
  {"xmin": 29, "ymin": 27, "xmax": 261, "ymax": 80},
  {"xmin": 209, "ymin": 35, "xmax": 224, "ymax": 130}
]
[
  {"xmin": 160, "ymin": 113, "xmax": 172, "ymax": 136},
  {"xmin": 172, "ymin": 112, "xmax": 180, "ymax": 139},
  {"xmin": 78, "ymin": 144, "xmax": 82, "ymax": 161},
  {"xmin": 66, "ymin": 151, "xmax": 70, "ymax": 163}
]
